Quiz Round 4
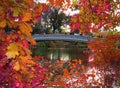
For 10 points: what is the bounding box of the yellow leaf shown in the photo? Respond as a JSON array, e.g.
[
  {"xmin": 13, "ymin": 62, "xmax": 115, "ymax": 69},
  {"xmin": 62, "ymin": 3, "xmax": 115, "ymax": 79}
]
[
  {"xmin": 6, "ymin": 42, "xmax": 19, "ymax": 59},
  {"xmin": 22, "ymin": 12, "xmax": 32, "ymax": 22},
  {"xmin": 14, "ymin": 61, "xmax": 20, "ymax": 71},
  {"xmin": 13, "ymin": 8, "xmax": 20, "ymax": 17},
  {"xmin": 0, "ymin": 20, "xmax": 6, "ymax": 28}
]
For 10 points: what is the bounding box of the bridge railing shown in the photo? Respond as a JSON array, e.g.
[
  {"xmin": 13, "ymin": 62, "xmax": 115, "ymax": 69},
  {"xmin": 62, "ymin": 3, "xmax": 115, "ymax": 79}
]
[{"xmin": 32, "ymin": 34, "xmax": 92, "ymax": 42}]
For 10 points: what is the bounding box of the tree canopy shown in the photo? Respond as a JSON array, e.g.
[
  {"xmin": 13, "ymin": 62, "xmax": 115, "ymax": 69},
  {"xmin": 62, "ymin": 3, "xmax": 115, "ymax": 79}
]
[{"xmin": 33, "ymin": 6, "xmax": 71, "ymax": 33}]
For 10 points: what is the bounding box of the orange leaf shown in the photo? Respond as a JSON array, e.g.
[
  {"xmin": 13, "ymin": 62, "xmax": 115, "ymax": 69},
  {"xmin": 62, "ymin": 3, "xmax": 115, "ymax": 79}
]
[
  {"xmin": 63, "ymin": 68, "xmax": 70, "ymax": 77},
  {"xmin": 33, "ymin": 55, "xmax": 43, "ymax": 61},
  {"xmin": 81, "ymin": 65, "xmax": 85, "ymax": 70},
  {"xmin": 14, "ymin": 61, "xmax": 20, "ymax": 71},
  {"xmin": 79, "ymin": 59, "xmax": 82, "ymax": 64},
  {"xmin": 19, "ymin": 22, "xmax": 32, "ymax": 36},
  {"xmin": 0, "ymin": 20, "xmax": 6, "ymax": 28},
  {"xmin": 19, "ymin": 56, "xmax": 35, "ymax": 65},
  {"xmin": 28, "ymin": 36, "xmax": 36, "ymax": 45},
  {"xmin": 22, "ymin": 12, "xmax": 32, "ymax": 22}
]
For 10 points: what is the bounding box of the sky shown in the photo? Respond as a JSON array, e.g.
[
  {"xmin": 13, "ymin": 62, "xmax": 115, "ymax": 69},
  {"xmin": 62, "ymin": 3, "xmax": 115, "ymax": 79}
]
[
  {"xmin": 116, "ymin": 26, "xmax": 120, "ymax": 31},
  {"xmin": 34, "ymin": 0, "xmax": 48, "ymax": 3}
]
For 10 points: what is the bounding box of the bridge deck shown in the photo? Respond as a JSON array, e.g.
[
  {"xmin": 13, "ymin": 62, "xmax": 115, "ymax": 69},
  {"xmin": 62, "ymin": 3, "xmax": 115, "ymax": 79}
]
[{"xmin": 33, "ymin": 34, "xmax": 92, "ymax": 43}]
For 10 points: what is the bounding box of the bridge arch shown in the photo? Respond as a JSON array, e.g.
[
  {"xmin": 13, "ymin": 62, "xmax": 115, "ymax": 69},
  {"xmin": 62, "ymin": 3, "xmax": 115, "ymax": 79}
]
[{"xmin": 33, "ymin": 34, "xmax": 92, "ymax": 43}]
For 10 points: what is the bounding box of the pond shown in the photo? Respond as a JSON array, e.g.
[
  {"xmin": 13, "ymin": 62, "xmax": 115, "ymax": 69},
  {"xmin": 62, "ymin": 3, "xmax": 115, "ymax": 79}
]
[{"xmin": 32, "ymin": 47, "xmax": 89, "ymax": 63}]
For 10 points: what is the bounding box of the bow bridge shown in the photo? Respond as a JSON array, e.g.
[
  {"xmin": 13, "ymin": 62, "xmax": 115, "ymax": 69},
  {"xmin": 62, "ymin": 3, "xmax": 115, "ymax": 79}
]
[{"xmin": 33, "ymin": 34, "xmax": 92, "ymax": 43}]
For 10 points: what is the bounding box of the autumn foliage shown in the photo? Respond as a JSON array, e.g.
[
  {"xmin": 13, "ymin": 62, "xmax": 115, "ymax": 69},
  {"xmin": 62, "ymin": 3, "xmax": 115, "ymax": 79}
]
[
  {"xmin": 0, "ymin": 0, "xmax": 120, "ymax": 87},
  {"xmin": 70, "ymin": 0, "xmax": 120, "ymax": 34},
  {"xmin": 69, "ymin": 1, "xmax": 120, "ymax": 86},
  {"xmin": 88, "ymin": 33, "xmax": 120, "ymax": 87},
  {"xmin": 0, "ymin": 0, "xmax": 48, "ymax": 87}
]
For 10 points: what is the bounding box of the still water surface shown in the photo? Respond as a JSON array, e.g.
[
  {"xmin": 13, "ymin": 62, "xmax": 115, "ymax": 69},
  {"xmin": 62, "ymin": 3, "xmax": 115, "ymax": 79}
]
[{"xmin": 32, "ymin": 47, "xmax": 89, "ymax": 62}]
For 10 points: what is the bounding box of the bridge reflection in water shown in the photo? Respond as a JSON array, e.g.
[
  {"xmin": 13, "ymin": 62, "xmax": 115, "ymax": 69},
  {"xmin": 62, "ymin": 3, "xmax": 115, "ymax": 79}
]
[{"xmin": 33, "ymin": 34, "xmax": 92, "ymax": 43}]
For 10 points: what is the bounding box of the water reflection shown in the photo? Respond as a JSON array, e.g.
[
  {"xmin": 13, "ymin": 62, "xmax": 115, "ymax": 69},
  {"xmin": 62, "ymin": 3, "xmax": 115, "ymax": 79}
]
[
  {"xmin": 32, "ymin": 47, "xmax": 88, "ymax": 62},
  {"xmin": 49, "ymin": 53, "xmax": 70, "ymax": 62}
]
